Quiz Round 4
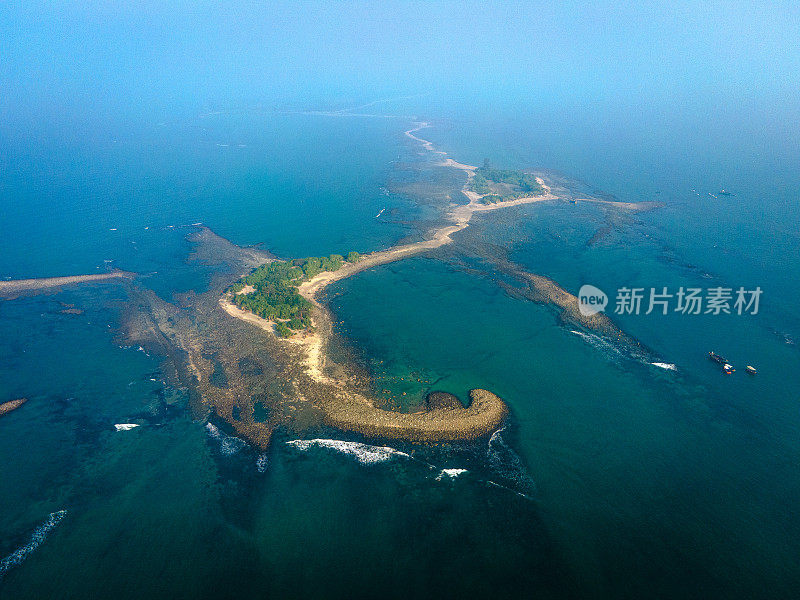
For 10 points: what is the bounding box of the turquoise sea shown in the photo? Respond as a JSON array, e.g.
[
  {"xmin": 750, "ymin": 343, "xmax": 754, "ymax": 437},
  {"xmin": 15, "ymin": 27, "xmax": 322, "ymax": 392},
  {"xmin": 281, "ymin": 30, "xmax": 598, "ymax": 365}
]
[{"xmin": 1, "ymin": 101, "xmax": 799, "ymax": 598}]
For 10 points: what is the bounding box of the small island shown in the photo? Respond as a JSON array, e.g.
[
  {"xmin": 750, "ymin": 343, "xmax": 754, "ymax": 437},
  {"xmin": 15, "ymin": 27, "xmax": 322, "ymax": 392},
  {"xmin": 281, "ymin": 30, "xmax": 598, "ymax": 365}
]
[{"xmin": 469, "ymin": 160, "xmax": 545, "ymax": 204}]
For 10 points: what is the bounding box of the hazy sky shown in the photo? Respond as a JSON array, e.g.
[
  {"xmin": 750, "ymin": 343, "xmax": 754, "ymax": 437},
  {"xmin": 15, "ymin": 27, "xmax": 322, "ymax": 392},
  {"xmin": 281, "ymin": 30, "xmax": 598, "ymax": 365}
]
[{"xmin": 2, "ymin": 1, "xmax": 799, "ymax": 122}]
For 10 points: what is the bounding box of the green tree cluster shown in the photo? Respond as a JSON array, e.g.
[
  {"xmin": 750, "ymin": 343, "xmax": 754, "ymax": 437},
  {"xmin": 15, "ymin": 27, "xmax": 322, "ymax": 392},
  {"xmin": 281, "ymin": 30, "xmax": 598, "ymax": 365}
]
[
  {"xmin": 230, "ymin": 252, "xmax": 360, "ymax": 337},
  {"xmin": 469, "ymin": 160, "xmax": 544, "ymax": 200},
  {"xmin": 470, "ymin": 173, "xmax": 491, "ymax": 195}
]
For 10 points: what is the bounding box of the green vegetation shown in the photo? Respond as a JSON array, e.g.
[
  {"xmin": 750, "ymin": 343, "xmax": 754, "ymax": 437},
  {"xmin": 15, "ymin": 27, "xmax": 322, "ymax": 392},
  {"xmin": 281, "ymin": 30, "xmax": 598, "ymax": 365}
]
[
  {"xmin": 469, "ymin": 159, "xmax": 544, "ymax": 203},
  {"xmin": 470, "ymin": 172, "xmax": 491, "ymax": 195},
  {"xmin": 231, "ymin": 254, "xmax": 358, "ymax": 337}
]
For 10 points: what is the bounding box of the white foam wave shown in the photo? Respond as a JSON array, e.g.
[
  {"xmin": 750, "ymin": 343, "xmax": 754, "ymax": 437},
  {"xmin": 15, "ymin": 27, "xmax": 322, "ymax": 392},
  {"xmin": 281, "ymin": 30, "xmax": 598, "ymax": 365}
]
[
  {"xmin": 286, "ymin": 439, "xmax": 410, "ymax": 465},
  {"xmin": 205, "ymin": 422, "xmax": 246, "ymax": 456},
  {"xmin": 487, "ymin": 480, "xmax": 533, "ymax": 500},
  {"xmin": 435, "ymin": 468, "xmax": 467, "ymax": 481},
  {"xmin": 114, "ymin": 423, "xmax": 140, "ymax": 431},
  {"xmin": 0, "ymin": 510, "xmax": 67, "ymax": 579},
  {"xmin": 487, "ymin": 426, "xmax": 536, "ymax": 494},
  {"xmin": 570, "ymin": 330, "xmax": 622, "ymax": 356},
  {"xmin": 651, "ymin": 362, "xmax": 677, "ymax": 371},
  {"xmin": 256, "ymin": 453, "xmax": 269, "ymax": 473}
]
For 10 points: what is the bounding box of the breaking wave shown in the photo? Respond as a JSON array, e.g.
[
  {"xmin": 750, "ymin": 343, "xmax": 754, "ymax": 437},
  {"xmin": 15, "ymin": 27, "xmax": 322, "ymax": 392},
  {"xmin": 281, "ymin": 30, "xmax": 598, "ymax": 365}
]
[
  {"xmin": 570, "ymin": 330, "xmax": 661, "ymax": 366},
  {"xmin": 205, "ymin": 422, "xmax": 246, "ymax": 456},
  {"xmin": 114, "ymin": 423, "xmax": 140, "ymax": 431},
  {"xmin": 0, "ymin": 510, "xmax": 67, "ymax": 579},
  {"xmin": 435, "ymin": 468, "xmax": 468, "ymax": 481},
  {"xmin": 570, "ymin": 329, "xmax": 623, "ymax": 359},
  {"xmin": 286, "ymin": 439, "xmax": 410, "ymax": 465},
  {"xmin": 486, "ymin": 426, "xmax": 536, "ymax": 495},
  {"xmin": 651, "ymin": 362, "xmax": 677, "ymax": 371},
  {"xmin": 256, "ymin": 453, "xmax": 269, "ymax": 473}
]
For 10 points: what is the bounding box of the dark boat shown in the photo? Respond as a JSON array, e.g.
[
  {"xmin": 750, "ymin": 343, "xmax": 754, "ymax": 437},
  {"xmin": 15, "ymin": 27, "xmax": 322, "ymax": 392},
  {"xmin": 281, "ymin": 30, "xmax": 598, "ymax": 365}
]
[
  {"xmin": 709, "ymin": 351, "xmax": 735, "ymax": 374},
  {"xmin": 719, "ymin": 189, "xmax": 734, "ymax": 196},
  {"xmin": 709, "ymin": 351, "xmax": 726, "ymax": 364}
]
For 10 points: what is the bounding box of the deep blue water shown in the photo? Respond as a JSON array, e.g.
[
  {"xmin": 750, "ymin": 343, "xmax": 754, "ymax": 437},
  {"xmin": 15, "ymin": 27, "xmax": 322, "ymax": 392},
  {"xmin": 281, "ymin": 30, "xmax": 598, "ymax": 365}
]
[{"xmin": 1, "ymin": 103, "xmax": 799, "ymax": 598}]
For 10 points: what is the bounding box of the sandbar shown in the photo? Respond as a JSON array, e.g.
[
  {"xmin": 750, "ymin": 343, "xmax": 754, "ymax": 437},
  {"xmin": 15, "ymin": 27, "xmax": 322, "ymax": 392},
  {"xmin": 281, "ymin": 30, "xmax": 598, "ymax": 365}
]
[{"xmin": 0, "ymin": 270, "xmax": 134, "ymax": 298}]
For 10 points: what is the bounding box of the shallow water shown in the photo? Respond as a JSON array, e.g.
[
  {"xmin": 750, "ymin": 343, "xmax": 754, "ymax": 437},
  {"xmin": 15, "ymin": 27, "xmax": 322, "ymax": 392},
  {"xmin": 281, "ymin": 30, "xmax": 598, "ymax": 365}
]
[{"xmin": 1, "ymin": 104, "xmax": 799, "ymax": 598}]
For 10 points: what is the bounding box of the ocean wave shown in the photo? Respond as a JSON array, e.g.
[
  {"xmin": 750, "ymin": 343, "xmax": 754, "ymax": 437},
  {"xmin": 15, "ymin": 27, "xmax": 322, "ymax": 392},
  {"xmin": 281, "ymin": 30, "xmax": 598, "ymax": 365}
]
[
  {"xmin": 114, "ymin": 423, "xmax": 140, "ymax": 431},
  {"xmin": 435, "ymin": 468, "xmax": 468, "ymax": 481},
  {"xmin": 286, "ymin": 439, "xmax": 410, "ymax": 465},
  {"xmin": 205, "ymin": 422, "xmax": 247, "ymax": 456},
  {"xmin": 486, "ymin": 426, "xmax": 536, "ymax": 495},
  {"xmin": 487, "ymin": 480, "xmax": 533, "ymax": 500},
  {"xmin": 570, "ymin": 330, "xmax": 656, "ymax": 366},
  {"xmin": 570, "ymin": 329, "xmax": 623, "ymax": 357},
  {"xmin": 0, "ymin": 510, "xmax": 67, "ymax": 579},
  {"xmin": 256, "ymin": 453, "xmax": 269, "ymax": 473},
  {"xmin": 650, "ymin": 362, "xmax": 677, "ymax": 371}
]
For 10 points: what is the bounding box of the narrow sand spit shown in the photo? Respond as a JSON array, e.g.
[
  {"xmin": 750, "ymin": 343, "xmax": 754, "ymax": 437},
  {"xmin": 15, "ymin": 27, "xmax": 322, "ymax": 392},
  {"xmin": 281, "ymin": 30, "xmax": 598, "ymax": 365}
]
[
  {"xmin": 404, "ymin": 122, "xmax": 447, "ymax": 155},
  {"xmin": 0, "ymin": 270, "xmax": 134, "ymax": 297},
  {"xmin": 573, "ymin": 197, "xmax": 660, "ymax": 211},
  {"xmin": 297, "ymin": 176, "xmax": 557, "ymax": 308}
]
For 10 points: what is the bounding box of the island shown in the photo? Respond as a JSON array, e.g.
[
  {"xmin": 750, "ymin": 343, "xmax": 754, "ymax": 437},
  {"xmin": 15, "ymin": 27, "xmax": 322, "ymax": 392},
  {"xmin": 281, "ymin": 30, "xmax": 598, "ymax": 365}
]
[
  {"xmin": 469, "ymin": 159, "xmax": 545, "ymax": 204},
  {"xmin": 3, "ymin": 121, "xmax": 657, "ymax": 452}
]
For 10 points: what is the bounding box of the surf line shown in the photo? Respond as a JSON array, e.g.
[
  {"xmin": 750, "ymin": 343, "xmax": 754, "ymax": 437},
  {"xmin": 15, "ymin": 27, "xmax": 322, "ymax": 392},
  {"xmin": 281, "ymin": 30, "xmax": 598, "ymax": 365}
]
[{"xmin": 0, "ymin": 510, "xmax": 68, "ymax": 579}]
